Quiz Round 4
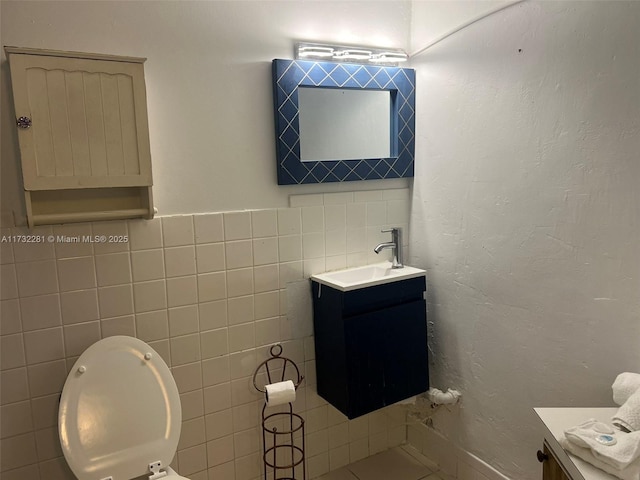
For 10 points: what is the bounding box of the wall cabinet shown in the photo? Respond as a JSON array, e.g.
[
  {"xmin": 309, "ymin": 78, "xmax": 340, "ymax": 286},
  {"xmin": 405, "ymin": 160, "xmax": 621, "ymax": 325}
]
[
  {"xmin": 311, "ymin": 276, "xmax": 429, "ymax": 419},
  {"xmin": 5, "ymin": 47, "xmax": 154, "ymax": 227}
]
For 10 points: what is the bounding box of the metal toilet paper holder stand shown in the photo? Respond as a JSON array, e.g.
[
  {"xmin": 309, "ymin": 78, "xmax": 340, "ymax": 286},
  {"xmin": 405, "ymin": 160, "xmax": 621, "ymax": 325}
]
[{"xmin": 253, "ymin": 344, "xmax": 306, "ymax": 480}]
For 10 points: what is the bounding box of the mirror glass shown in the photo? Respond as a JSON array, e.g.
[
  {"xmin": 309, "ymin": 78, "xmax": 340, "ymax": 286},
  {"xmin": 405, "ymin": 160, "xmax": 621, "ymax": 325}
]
[{"xmin": 298, "ymin": 87, "xmax": 391, "ymax": 162}]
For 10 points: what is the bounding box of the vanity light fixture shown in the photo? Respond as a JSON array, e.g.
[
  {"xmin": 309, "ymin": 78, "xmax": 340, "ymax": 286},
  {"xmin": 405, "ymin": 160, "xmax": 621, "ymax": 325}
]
[
  {"xmin": 333, "ymin": 49, "xmax": 373, "ymax": 61},
  {"xmin": 370, "ymin": 51, "xmax": 409, "ymax": 63},
  {"xmin": 298, "ymin": 45, "xmax": 334, "ymax": 58},
  {"xmin": 295, "ymin": 42, "xmax": 408, "ymax": 65}
]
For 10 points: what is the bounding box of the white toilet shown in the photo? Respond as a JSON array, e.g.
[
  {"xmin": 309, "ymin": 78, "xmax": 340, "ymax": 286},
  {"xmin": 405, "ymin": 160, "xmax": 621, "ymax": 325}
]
[{"xmin": 58, "ymin": 336, "xmax": 190, "ymax": 480}]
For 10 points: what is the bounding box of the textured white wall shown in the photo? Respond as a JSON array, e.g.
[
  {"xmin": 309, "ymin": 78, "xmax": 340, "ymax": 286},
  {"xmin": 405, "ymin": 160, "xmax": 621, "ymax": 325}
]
[
  {"xmin": 410, "ymin": 0, "xmax": 513, "ymax": 55},
  {"xmin": 0, "ymin": 0, "xmax": 411, "ymax": 223},
  {"xmin": 410, "ymin": 1, "xmax": 640, "ymax": 479}
]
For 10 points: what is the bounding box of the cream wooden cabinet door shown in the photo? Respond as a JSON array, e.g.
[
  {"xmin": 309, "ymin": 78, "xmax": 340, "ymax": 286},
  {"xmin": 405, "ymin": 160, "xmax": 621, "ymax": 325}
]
[{"xmin": 6, "ymin": 47, "xmax": 154, "ymax": 227}]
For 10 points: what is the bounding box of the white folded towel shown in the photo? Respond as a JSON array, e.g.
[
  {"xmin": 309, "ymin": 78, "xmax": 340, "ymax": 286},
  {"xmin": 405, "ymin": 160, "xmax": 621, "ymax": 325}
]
[
  {"xmin": 564, "ymin": 419, "xmax": 640, "ymax": 470},
  {"xmin": 614, "ymin": 389, "xmax": 640, "ymax": 432},
  {"xmin": 560, "ymin": 436, "xmax": 640, "ymax": 480},
  {"xmin": 613, "ymin": 373, "xmax": 640, "ymax": 406}
]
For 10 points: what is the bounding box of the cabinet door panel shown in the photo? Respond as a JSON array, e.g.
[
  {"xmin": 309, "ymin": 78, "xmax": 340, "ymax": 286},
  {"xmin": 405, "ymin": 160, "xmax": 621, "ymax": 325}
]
[
  {"xmin": 344, "ymin": 299, "xmax": 428, "ymax": 418},
  {"xmin": 101, "ymin": 72, "xmax": 126, "ymax": 176},
  {"xmin": 25, "ymin": 67, "xmax": 55, "ymax": 177},
  {"xmin": 65, "ymin": 71, "xmax": 92, "ymax": 176},
  {"xmin": 83, "ymin": 72, "xmax": 109, "ymax": 177},
  {"xmin": 542, "ymin": 444, "xmax": 571, "ymax": 480},
  {"xmin": 9, "ymin": 53, "xmax": 152, "ymax": 190},
  {"xmin": 47, "ymin": 69, "xmax": 75, "ymax": 176},
  {"xmin": 381, "ymin": 301, "xmax": 429, "ymax": 404},
  {"xmin": 345, "ymin": 312, "xmax": 385, "ymax": 417},
  {"xmin": 118, "ymin": 75, "xmax": 141, "ymax": 175}
]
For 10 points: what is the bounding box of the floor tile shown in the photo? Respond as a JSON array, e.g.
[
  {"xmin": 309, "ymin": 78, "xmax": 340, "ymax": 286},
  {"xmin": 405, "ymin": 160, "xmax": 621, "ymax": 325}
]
[
  {"xmin": 421, "ymin": 471, "xmax": 456, "ymax": 480},
  {"xmin": 316, "ymin": 467, "xmax": 359, "ymax": 480},
  {"xmin": 346, "ymin": 447, "xmax": 434, "ymax": 480},
  {"xmin": 400, "ymin": 445, "xmax": 440, "ymax": 471}
]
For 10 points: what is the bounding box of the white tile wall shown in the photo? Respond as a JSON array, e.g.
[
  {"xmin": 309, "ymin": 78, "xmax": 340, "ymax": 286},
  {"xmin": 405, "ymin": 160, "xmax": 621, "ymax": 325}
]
[
  {"xmin": 63, "ymin": 321, "xmax": 100, "ymax": 357},
  {"xmin": 133, "ymin": 280, "xmax": 167, "ymax": 312},
  {"xmin": 23, "ymin": 328, "xmax": 64, "ymax": 364},
  {"xmin": 198, "ymin": 272, "xmax": 227, "ymax": 302},
  {"xmin": 225, "ymin": 240, "xmax": 253, "ymax": 269},
  {"xmin": 98, "ymin": 284, "xmax": 134, "ymax": 318},
  {"xmin": 279, "ymin": 235, "xmax": 302, "ymax": 262},
  {"xmin": 227, "ymin": 296, "xmax": 254, "ymax": 326},
  {"xmin": 224, "ymin": 212, "xmax": 252, "ymax": 241},
  {"xmin": 20, "ymin": 295, "xmax": 61, "ymax": 331},
  {"xmin": 252, "ymin": 237, "xmax": 278, "ymax": 266},
  {"xmin": 92, "ymin": 221, "xmax": 129, "ymax": 254},
  {"xmin": 0, "ymin": 299, "xmax": 21, "ymax": 335},
  {"xmin": 277, "ymin": 208, "xmax": 302, "ymax": 235},
  {"xmin": 169, "ymin": 305, "xmax": 199, "ymax": 337},
  {"xmin": 57, "ymin": 257, "xmax": 96, "ymax": 292},
  {"xmin": 0, "ymin": 189, "xmax": 412, "ymax": 480},
  {"xmin": 167, "ymin": 276, "xmax": 198, "ymax": 307},
  {"xmin": 15, "ymin": 260, "xmax": 58, "ymax": 297},
  {"xmin": 10, "ymin": 227, "xmax": 53, "ymax": 262},
  {"xmin": 194, "ymin": 213, "xmax": 224, "ymax": 244},
  {"xmin": 95, "ymin": 252, "xmax": 132, "ymax": 286},
  {"xmin": 131, "ymin": 249, "xmax": 166, "ymax": 281},
  {"xmin": 226, "ymin": 268, "xmax": 254, "ymax": 298},
  {"xmin": 195, "ymin": 243, "xmax": 225, "ymax": 273},
  {"xmin": 101, "ymin": 315, "xmax": 135, "ymax": 337},
  {"xmin": 135, "ymin": 309, "xmax": 169, "ymax": 342},
  {"xmin": 1, "ymin": 264, "xmax": 18, "ymax": 300},
  {"xmin": 162, "ymin": 216, "xmax": 195, "ymax": 247},
  {"xmin": 128, "ymin": 218, "xmax": 163, "ymax": 251},
  {"xmin": 254, "ymin": 264, "xmax": 279, "ymax": 294},
  {"xmin": 251, "ymin": 210, "xmax": 278, "ymax": 238},
  {"xmin": 52, "ymin": 224, "xmax": 93, "ymax": 259},
  {"xmin": 199, "ymin": 300, "xmax": 227, "ymax": 331},
  {"xmin": 164, "ymin": 246, "xmax": 197, "ymax": 278}
]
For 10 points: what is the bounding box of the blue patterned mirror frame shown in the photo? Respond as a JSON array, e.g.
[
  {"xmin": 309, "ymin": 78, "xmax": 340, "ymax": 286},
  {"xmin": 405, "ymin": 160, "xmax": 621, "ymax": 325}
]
[{"xmin": 272, "ymin": 59, "xmax": 415, "ymax": 185}]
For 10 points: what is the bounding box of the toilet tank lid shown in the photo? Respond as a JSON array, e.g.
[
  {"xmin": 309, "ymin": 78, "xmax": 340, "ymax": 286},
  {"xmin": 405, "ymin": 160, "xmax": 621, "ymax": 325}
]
[{"xmin": 58, "ymin": 336, "xmax": 182, "ymax": 480}]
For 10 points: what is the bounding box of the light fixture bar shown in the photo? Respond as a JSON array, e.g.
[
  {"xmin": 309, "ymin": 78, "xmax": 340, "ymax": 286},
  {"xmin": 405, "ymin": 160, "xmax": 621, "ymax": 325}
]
[
  {"xmin": 333, "ymin": 49, "xmax": 372, "ymax": 61},
  {"xmin": 295, "ymin": 42, "xmax": 408, "ymax": 65},
  {"xmin": 370, "ymin": 52, "xmax": 409, "ymax": 63},
  {"xmin": 298, "ymin": 45, "xmax": 334, "ymax": 58}
]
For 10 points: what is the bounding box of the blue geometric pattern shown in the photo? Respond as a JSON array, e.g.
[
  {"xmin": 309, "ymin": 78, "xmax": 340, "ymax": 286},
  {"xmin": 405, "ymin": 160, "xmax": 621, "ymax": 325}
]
[{"xmin": 272, "ymin": 59, "xmax": 415, "ymax": 185}]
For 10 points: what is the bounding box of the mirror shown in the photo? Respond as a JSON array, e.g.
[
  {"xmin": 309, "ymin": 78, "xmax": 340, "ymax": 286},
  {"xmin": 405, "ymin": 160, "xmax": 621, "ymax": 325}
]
[
  {"xmin": 298, "ymin": 87, "xmax": 391, "ymax": 162},
  {"xmin": 272, "ymin": 59, "xmax": 415, "ymax": 185}
]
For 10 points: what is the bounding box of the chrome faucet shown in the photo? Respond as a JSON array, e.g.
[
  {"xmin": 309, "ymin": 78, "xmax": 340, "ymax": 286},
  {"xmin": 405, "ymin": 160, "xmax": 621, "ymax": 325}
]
[{"xmin": 373, "ymin": 227, "xmax": 403, "ymax": 269}]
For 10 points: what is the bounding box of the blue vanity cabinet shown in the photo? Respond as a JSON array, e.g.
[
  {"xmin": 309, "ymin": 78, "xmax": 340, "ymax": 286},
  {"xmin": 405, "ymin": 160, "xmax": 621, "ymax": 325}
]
[{"xmin": 311, "ymin": 277, "xmax": 429, "ymax": 419}]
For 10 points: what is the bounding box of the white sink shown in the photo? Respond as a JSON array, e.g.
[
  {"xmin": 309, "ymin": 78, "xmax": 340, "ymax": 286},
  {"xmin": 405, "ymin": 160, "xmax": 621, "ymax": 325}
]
[{"xmin": 311, "ymin": 262, "xmax": 426, "ymax": 292}]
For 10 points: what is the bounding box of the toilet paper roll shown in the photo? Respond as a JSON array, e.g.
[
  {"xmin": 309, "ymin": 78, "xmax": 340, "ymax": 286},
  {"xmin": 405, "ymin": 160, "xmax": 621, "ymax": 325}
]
[{"xmin": 265, "ymin": 380, "xmax": 296, "ymax": 407}]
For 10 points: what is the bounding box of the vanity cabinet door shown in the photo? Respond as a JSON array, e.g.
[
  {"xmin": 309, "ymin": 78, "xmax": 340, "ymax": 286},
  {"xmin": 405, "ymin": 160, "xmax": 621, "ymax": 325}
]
[
  {"xmin": 312, "ymin": 277, "xmax": 429, "ymax": 419},
  {"xmin": 540, "ymin": 444, "xmax": 572, "ymax": 480},
  {"xmin": 344, "ymin": 299, "xmax": 428, "ymax": 418}
]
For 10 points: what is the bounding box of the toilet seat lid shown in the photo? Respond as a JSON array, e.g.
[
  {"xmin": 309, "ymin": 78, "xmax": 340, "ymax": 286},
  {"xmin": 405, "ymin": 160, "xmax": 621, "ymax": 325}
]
[{"xmin": 58, "ymin": 336, "xmax": 181, "ymax": 480}]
